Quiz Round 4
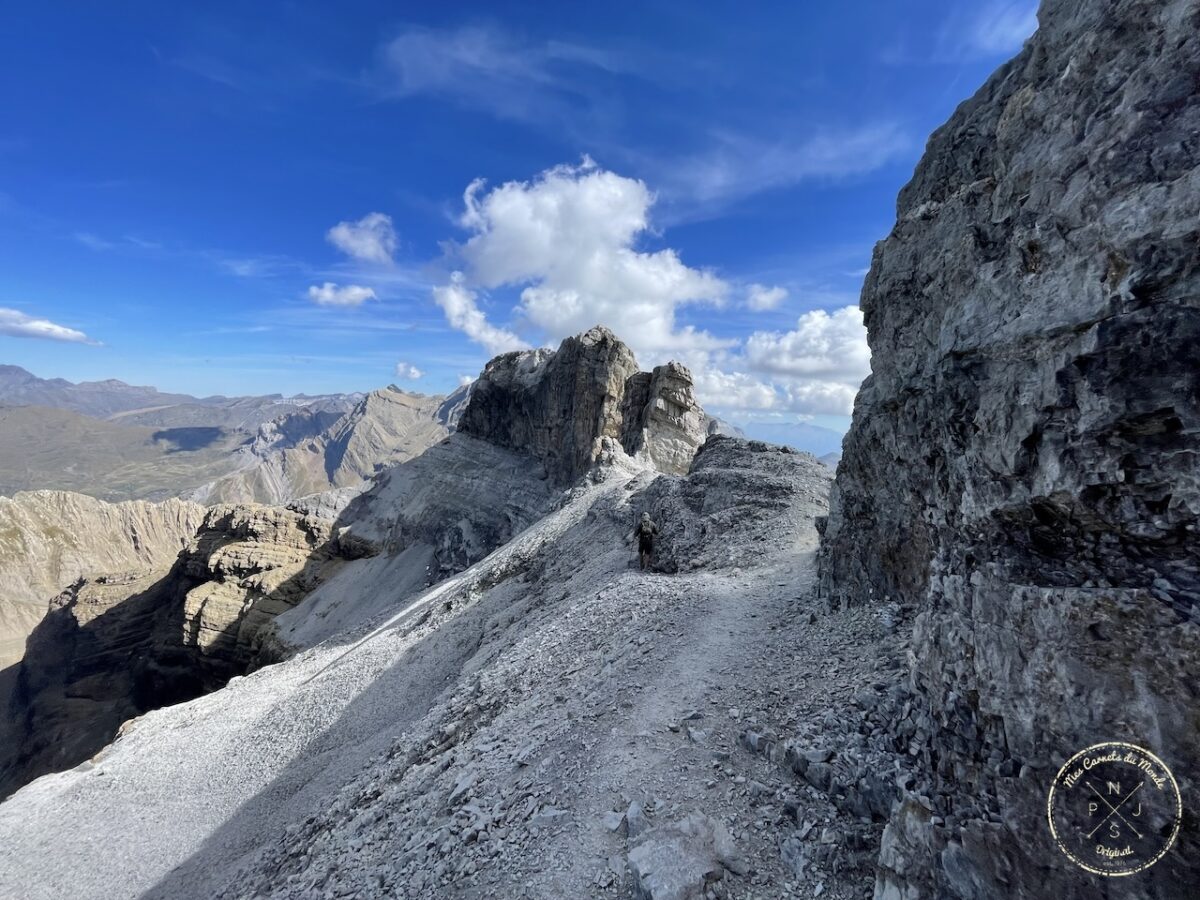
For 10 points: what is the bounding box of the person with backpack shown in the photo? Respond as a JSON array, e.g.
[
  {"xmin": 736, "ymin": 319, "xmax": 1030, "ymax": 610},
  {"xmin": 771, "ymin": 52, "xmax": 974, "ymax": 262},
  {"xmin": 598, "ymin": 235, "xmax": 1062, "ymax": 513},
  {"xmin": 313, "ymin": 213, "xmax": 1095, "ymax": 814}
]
[{"xmin": 634, "ymin": 511, "xmax": 659, "ymax": 571}]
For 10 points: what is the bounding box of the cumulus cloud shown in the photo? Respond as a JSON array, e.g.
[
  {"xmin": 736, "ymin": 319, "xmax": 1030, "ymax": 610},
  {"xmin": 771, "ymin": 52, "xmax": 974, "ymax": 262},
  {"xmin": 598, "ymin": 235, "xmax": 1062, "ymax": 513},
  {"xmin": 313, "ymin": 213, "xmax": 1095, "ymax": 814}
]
[
  {"xmin": 326, "ymin": 212, "xmax": 397, "ymax": 264},
  {"xmin": 432, "ymin": 273, "xmax": 529, "ymax": 356},
  {"xmin": 394, "ymin": 361, "xmax": 424, "ymax": 380},
  {"xmin": 0, "ymin": 307, "xmax": 98, "ymax": 344},
  {"xmin": 745, "ymin": 307, "xmax": 869, "ymax": 381},
  {"xmin": 438, "ymin": 157, "xmax": 729, "ymax": 363},
  {"xmin": 705, "ymin": 304, "xmax": 868, "ymax": 415},
  {"xmin": 691, "ymin": 367, "xmax": 779, "ymax": 411},
  {"xmin": 746, "ymin": 283, "xmax": 787, "ymax": 311},
  {"xmin": 307, "ymin": 282, "xmax": 377, "ymax": 307}
]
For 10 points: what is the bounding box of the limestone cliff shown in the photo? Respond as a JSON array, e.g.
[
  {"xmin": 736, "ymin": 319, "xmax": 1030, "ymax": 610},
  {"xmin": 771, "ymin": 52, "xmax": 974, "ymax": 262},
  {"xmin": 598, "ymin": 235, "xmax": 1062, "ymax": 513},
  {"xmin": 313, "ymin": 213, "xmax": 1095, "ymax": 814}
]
[
  {"xmin": 459, "ymin": 326, "xmax": 709, "ymax": 483},
  {"xmin": 0, "ymin": 491, "xmax": 206, "ymax": 668},
  {"xmin": 817, "ymin": 1, "xmax": 1199, "ymax": 896},
  {"xmin": 0, "ymin": 502, "xmax": 354, "ymax": 798}
]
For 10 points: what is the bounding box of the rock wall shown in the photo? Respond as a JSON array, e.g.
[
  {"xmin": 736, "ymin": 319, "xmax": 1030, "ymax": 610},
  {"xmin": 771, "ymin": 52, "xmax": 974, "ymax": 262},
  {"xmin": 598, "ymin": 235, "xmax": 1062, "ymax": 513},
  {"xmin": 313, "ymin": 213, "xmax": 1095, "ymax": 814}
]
[
  {"xmin": 0, "ymin": 491, "xmax": 206, "ymax": 669},
  {"xmin": 179, "ymin": 504, "xmax": 346, "ymax": 665},
  {"xmin": 460, "ymin": 326, "xmax": 709, "ymax": 483},
  {"xmin": 0, "ymin": 501, "xmax": 354, "ymax": 799},
  {"xmin": 817, "ymin": 1, "xmax": 1199, "ymax": 897}
]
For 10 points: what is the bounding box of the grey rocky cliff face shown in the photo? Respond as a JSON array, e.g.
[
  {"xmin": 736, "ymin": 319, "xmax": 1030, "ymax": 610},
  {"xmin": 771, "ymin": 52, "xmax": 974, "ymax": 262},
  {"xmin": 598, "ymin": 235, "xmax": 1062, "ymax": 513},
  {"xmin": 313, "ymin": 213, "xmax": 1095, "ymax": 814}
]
[
  {"xmin": 817, "ymin": 1, "xmax": 1199, "ymax": 897},
  {"xmin": 459, "ymin": 325, "xmax": 709, "ymax": 483}
]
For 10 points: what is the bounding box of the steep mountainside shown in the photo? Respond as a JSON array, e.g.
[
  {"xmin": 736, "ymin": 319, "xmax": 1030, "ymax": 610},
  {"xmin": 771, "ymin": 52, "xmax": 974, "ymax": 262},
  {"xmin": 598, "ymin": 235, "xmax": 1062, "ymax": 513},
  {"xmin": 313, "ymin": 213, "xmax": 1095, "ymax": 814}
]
[
  {"xmin": 818, "ymin": 0, "xmax": 1198, "ymax": 896},
  {"xmin": 0, "ymin": 331, "xmax": 711, "ymax": 807},
  {"xmin": 192, "ymin": 384, "xmax": 470, "ymax": 506},
  {"xmin": 0, "ymin": 491, "xmax": 206, "ymax": 669},
  {"xmin": 0, "ymin": 435, "xmax": 858, "ymax": 900}
]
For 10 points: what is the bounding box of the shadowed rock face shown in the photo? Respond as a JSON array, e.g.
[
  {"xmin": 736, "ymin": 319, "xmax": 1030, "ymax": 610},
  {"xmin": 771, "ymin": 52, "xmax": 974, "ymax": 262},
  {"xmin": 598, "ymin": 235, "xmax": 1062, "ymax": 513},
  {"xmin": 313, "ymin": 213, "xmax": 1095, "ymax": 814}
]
[
  {"xmin": 0, "ymin": 503, "xmax": 354, "ymax": 799},
  {"xmin": 0, "ymin": 491, "xmax": 207, "ymax": 669},
  {"xmin": 817, "ymin": 1, "xmax": 1199, "ymax": 897}
]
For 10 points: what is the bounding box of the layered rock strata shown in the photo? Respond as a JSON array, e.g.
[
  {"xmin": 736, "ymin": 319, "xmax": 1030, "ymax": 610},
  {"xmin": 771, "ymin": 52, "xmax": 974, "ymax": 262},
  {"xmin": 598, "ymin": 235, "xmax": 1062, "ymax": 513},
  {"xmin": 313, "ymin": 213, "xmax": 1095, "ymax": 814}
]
[
  {"xmin": 0, "ymin": 491, "xmax": 206, "ymax": 668},
  {"xmin": 817, "ymin": 1, "xmax": 1199, "ymax": 896}
]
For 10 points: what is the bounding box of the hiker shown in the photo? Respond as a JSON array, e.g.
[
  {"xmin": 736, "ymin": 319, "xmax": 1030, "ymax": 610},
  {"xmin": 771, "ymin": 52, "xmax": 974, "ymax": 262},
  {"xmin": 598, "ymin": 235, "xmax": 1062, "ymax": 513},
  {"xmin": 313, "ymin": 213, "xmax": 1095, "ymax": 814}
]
[{"xmin": 634, "ymin": 512, "xmax": 659, "ymax": 570}]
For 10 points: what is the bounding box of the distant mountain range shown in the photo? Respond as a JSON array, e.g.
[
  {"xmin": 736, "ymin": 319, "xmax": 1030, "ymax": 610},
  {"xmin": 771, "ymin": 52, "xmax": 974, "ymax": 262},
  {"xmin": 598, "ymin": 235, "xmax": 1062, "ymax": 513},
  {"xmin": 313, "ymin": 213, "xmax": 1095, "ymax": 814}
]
[
  {"xmin": 0, "ymin": 364, "xmax": 357, "ymax": 427},
  {"xmin": 0, "ymin": 365, "xmax": 460, "ymax": 504},
  {"xmin": 739, "ymin": 420, "xmax": 846, "ymax": 457}
]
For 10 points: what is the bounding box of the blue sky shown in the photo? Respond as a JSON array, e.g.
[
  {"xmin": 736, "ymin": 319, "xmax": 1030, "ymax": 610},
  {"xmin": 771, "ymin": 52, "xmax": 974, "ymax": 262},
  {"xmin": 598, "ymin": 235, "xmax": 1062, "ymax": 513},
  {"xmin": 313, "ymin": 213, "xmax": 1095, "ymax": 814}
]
[{"xmin": 0, "ymin": 0, "xmax": 1036, "ymax": 436}]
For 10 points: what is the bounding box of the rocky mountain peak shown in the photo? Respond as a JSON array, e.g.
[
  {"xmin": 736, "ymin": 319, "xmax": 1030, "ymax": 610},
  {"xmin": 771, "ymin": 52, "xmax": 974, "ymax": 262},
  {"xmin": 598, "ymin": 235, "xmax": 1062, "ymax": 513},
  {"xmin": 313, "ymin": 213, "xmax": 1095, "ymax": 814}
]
[{"xmin": 458, "ymin": 326, "xmax": 709, "ymax": 483}]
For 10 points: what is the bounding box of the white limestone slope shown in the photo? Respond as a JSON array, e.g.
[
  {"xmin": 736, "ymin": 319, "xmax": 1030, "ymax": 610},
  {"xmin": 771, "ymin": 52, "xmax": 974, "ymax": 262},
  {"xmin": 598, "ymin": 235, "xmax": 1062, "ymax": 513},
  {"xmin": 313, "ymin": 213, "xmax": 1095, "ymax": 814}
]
[{"xmin": 0, "ymin": 438, "xmax": 880, "ymax": 900}]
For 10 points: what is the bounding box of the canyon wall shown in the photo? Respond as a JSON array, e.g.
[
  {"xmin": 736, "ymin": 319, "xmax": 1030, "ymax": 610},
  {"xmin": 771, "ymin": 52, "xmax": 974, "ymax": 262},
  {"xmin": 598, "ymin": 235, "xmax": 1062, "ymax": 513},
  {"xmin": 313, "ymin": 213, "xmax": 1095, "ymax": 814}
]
[
  {"xmin": 0, "ymin": 491, "xmax": 206, "ymax": 668},
  {"xmin": 817, "ymin": 0, "xmax": 1199, "ymax": 896}
]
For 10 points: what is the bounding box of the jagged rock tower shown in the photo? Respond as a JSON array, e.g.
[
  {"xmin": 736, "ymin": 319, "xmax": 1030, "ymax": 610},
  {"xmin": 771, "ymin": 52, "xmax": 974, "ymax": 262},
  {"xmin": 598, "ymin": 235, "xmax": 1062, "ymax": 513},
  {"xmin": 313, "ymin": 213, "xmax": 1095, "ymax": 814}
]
[
  {"xmin": 459, "ymin": 325, "xmax": 710, "ymax": 483},
  {"xmin": 818, "ymin": 0, "xmax": 1199, "ymax": 897}
]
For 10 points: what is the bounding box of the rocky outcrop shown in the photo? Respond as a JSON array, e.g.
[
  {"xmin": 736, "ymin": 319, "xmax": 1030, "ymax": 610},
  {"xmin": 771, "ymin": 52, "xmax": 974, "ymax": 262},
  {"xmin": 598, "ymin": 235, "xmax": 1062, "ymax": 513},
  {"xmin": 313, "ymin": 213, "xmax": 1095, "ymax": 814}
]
[
  {"xmin": 817, "ymin": 1, "xmax": 1199, "ymax": 897},
  {"xmin": 179, "ymin": 505, "xmax": 345, "ymax": 664},
  {"xmin": 460, "ymin": 326, "xmax": 709, "ymax": 483},
  {"xmin": 0, "ymin": 491, "xmax": 206, "ymax": 668},
  {"xmin": 619, "ymin": 361, "xmax": 711, "ymax": 475}
]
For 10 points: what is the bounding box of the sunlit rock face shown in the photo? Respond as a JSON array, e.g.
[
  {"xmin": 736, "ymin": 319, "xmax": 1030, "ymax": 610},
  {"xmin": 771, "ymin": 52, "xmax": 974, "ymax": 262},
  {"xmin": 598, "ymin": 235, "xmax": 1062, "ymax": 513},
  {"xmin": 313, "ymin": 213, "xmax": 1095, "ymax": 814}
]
[
  {"xmin": 817, "ymin": 0, "xmax": 1199, "ymax": 896},
  {"xmin": 460, "ymin": 326, "xmax": 711, "ymax": 483}
]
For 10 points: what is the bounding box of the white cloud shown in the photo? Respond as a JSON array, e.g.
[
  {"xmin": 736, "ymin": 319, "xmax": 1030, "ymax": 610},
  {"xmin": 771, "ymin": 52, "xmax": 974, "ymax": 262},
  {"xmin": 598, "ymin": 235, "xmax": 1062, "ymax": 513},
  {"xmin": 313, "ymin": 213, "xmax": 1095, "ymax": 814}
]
[
  {"xmin": 439, "ymin": 158, "xmax": 729, "ymax": 363},
  {"xmin": 432, "ymin": 273, "xmax": 529, "ymax": 356},
  {"xmin": 74, "ymin": 232, "xmax": 115, "ymax": 251},
  {"xmin": 458, "ymin": 373, "xmax": 475, "ymax": 387},
  {"xmin": 307, "ymin": 282, "xmax": 377, "ymax": 307},
  {"xmin": 394, "ymin": 360, "xmax": 424, "ymax": 380},
  {"xmin": 326, "ymin": 212, "xmax": 397, "ymax": 264},
  {"xmin": 0, "ymin": 307, "xmax": 98, "ymax": 344},
  {"xmin": 730, "ymin": 306, "xmax": 870, "ymax": 414},
  {"xmin": 745, "ymin": 307, "xmax": 869, "ymax": 381},
  {"xmin": 691, "ymin": 367, "xmax": 779, "ymax": 411},
  {"xmin": 746, "ymin": 283, "xmax": 787, "ymax": 311},
  {"xmin": 931, "ymin": 2, "xmax": 1038, "ymax": 61}
]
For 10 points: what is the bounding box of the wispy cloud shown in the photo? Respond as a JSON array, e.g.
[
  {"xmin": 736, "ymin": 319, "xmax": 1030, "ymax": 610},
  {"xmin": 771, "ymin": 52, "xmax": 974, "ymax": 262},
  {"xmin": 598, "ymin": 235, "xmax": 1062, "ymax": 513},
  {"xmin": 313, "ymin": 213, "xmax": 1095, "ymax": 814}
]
[
  {"xmin": 951, "ymin": 1, "xmax": 1039, "ymax": 57},
  {"xmin": 74, "ymin": 231, "xmax": 117, "ymax": 251},
  {"xmin": 885, "ymin": 1, "xmax": 1038, "ymax": 65},
  {"xmin": 646, "ymin": 122, "xmax": 912, "ymax": 220},
  {"xmin": 307, "ymin": 282, "xmax": 377, "ymax": 307},
  {"xmin": 374, "ymin": 25, "xmax": 632, "ymax": 126},
  {"xmin": 0, "ymin": 307, "xmax": 99, "ymax": 344}
]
